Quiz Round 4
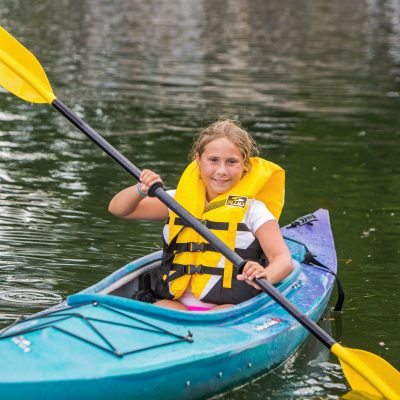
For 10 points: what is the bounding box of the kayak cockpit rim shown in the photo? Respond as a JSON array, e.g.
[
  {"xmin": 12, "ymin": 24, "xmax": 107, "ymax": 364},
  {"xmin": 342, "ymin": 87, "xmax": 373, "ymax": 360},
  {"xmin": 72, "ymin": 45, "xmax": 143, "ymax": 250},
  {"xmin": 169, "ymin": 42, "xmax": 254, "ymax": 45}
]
[{"xmin": 63, "ymin": 254, "xmax": 302, "ymax": 323}]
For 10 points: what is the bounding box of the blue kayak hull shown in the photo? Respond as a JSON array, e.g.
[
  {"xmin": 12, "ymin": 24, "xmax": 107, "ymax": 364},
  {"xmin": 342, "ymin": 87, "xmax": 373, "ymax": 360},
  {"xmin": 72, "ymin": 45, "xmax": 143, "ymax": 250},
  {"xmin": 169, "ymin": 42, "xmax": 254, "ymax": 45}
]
[{"xmin": 0, "ymin": 209, "xmax": 337, "ymax": 399}]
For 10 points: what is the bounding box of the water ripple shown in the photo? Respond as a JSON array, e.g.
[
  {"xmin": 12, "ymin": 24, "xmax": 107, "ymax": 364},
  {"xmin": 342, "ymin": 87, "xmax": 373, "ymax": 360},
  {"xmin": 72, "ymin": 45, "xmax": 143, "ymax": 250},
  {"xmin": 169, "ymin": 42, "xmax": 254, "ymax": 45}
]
[{"xmin": 0, "ymin": 289, "xmax": 62, "ymax": 305}]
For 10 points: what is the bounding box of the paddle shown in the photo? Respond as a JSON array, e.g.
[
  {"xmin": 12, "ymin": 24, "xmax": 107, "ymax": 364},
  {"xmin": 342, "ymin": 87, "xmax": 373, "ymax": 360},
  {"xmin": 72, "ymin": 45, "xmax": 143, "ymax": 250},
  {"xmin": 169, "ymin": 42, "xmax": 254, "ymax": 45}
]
[{"xmin": 1, "ymin": 26, "xmax": 399, "ymax": 400}]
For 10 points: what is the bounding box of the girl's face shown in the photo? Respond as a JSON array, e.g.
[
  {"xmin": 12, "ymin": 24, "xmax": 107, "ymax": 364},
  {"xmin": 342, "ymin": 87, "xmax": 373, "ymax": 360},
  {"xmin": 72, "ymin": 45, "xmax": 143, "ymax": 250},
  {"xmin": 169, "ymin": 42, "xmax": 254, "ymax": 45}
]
[{"xmin": 196, "ymin": 137, "xmax": 245, "ymax": 201}]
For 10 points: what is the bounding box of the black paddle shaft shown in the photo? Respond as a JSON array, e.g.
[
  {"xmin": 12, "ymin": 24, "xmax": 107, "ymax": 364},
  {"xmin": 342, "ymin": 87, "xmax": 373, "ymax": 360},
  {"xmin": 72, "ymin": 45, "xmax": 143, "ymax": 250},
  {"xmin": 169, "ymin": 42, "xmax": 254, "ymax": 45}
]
[{"xmin": 51, "ymin": 98, "xmax": 336, "ymax": 350}]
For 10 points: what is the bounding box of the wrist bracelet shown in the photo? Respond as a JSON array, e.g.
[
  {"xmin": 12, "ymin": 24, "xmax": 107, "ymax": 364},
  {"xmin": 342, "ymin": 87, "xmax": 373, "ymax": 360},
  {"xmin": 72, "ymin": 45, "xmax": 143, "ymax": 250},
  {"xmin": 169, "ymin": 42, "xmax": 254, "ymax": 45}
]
[{"xmin": 135, "ymin": 183, "xmax": 147, "ymax": 198}]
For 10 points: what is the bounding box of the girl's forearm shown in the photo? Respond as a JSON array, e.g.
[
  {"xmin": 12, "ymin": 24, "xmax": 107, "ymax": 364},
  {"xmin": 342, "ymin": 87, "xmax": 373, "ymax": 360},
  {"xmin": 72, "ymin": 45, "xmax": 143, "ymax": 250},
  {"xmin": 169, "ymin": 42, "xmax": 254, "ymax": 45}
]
[
  {"xmin": 264, "ymin": 255, "xmax": 294, "ymax": 285},
  {"xmin": 108, "ymin": 185, "xmax": 144, "ymax": 217}
]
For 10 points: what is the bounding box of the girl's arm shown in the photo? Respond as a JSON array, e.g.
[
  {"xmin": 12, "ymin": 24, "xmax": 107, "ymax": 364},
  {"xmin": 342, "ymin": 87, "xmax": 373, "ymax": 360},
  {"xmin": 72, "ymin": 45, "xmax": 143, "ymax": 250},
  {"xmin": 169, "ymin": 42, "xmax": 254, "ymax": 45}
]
[
  {"xmin": 237, "ymin": 220, "xmax": 293, "ymax": 287},
  {"xmin": 108, "ymin": 169, "xmax": 169, "ymax": 220}
]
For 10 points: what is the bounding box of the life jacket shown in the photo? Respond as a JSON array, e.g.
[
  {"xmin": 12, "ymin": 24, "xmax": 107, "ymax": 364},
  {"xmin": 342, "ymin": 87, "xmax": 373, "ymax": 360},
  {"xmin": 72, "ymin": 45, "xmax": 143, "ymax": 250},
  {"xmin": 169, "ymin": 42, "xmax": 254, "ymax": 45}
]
[{"xmin": 155, "ymin": 157, "xmax": 285, "ymax": 305}]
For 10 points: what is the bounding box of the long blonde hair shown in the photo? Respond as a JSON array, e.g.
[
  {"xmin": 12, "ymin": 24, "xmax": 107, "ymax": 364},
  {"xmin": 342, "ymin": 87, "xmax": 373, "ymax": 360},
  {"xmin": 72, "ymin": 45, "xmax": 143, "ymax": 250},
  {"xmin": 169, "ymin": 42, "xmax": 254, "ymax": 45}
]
[{"xmin": 190, "ymin": 118, "xmax": 259, "ymax": 173}]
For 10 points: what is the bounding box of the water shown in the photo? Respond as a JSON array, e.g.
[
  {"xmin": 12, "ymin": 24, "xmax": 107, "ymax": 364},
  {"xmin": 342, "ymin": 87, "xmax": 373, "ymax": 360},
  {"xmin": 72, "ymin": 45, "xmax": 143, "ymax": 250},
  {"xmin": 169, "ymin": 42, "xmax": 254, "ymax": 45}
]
[{"xmin": 0, "ymin": 0, "xmax": 399, "ymax": 398}]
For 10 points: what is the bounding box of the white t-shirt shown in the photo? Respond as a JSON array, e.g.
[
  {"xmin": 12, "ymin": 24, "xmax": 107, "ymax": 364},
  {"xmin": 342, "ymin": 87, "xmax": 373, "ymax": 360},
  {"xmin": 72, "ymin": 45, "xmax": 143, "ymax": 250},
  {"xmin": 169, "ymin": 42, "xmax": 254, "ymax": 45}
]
[{"xmin": 163, "ymin": 190, "xmax": 276, "ymax": 309}]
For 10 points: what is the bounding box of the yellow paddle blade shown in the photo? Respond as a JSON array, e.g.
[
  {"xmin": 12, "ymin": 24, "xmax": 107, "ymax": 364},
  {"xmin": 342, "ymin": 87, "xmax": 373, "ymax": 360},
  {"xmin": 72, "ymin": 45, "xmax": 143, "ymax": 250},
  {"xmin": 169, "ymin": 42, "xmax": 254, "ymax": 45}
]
[
  {"xmin": 0, "ymin": 26, "xmax": 55, "ymax": 104},
  {"xmin": 342, "ymin": 390, "xmax": 384, "ymax": 400},
  {"xmin": 332, "ymin": 343, "xmax": 400, "ymax": 399}
]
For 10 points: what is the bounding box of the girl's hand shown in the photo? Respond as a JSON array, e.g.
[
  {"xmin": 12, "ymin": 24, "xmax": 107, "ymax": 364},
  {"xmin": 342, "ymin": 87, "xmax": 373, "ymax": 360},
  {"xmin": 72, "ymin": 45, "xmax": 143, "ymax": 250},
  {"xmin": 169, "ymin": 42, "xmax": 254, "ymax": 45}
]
[
  {"xmin": 138, "ymin": 169, "xmax": 163, "ymax": 196},
  {"xmin": 236, "ymin": 261, "xmax": 268, "ymax": 290}
]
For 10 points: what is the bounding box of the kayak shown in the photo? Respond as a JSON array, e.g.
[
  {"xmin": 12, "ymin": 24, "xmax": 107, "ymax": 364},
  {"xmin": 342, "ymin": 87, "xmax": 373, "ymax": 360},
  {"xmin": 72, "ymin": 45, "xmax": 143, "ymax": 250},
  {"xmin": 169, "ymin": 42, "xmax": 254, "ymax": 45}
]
[{"xmin": 0, "ymin": 208, "xmax": 337, "ymax": 400}]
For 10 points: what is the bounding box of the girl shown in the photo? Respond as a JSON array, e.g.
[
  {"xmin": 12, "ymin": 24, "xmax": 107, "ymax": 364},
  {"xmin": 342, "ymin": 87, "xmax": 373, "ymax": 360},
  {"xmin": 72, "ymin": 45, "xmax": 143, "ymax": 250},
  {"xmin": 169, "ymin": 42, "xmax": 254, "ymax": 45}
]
[{"xmin": 109, "ymin": 119, "xmax": 293, "ymax": 311}]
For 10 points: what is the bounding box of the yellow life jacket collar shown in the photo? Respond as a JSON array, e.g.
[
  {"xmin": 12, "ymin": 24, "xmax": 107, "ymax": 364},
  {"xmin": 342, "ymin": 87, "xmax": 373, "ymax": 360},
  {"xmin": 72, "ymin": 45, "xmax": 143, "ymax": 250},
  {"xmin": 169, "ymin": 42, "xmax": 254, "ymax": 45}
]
[{"xmin": 169, "ymin": 157, "xmax": 285, "ymax": 227}]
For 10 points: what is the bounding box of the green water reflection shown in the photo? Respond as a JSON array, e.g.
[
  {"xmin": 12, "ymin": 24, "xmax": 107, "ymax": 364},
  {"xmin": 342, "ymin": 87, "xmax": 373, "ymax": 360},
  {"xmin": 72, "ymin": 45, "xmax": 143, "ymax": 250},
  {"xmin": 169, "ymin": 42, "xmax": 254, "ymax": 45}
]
[{"xmin": 0, "ymin": 1, "xmax": 399, "ymax": 398}]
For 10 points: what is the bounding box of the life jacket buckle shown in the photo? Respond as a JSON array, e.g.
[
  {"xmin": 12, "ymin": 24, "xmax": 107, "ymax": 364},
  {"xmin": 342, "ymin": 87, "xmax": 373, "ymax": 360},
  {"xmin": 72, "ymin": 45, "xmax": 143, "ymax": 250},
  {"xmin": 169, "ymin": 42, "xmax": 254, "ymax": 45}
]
[
  {"xmin": 185, "ymin": 264, "xmax": 204, "ymax": 275},
  {"xmin": 189, "ymin": 242, "xmax": 205, "ymax": 252}
]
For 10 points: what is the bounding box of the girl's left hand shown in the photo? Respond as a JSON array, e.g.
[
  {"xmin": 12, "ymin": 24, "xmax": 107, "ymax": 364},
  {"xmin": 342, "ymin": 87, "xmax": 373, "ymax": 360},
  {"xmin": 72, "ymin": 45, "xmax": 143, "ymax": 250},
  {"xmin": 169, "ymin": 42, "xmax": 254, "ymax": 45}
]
[{"xmin": 236, "ymin": 261, "xmax": 268, "ymax": 290}]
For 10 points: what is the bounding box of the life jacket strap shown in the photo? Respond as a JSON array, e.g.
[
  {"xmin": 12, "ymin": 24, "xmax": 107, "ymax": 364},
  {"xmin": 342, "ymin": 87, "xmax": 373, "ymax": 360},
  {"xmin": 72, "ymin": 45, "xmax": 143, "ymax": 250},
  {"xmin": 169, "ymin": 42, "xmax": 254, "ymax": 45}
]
[
  {"xmin": 174, "ymin": 242, "xmax": 215, "ymax": 253},
  {"xmin": 172, "ymin": 242, "xmax": 262, "ymax": 260},
  {"xmin": 165, "ymin": 263, "xmax": 225, "ymax": 283},
  {"xmin": 173, "ymin": 263, "xmax": 224, "ymax": 276},
  {"xmin": 168, "ymin": 217, "xmax": 250, "ymax": 232}
]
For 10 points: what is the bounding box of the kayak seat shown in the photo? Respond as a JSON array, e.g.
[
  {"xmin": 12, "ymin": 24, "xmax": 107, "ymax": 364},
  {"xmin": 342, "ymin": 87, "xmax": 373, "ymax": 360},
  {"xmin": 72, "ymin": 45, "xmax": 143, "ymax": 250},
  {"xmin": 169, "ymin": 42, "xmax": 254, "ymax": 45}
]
[{"xmin": 132, "ymin": 272, "xmax": 157, "ymax": 303}]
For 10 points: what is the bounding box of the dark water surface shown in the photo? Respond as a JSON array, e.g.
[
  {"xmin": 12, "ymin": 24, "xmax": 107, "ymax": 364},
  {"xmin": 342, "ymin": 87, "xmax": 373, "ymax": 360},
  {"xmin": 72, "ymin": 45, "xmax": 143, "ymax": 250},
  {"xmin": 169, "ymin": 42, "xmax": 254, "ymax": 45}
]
[{"xmin": 0, "ymin": 1, "xmax": 399, "ymax": 398}]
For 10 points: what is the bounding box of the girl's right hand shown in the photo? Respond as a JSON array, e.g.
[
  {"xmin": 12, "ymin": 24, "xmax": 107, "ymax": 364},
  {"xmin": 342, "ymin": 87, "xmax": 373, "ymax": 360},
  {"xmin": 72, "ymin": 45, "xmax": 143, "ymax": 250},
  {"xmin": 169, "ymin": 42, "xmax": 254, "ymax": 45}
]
[
  {"xmin": 138, "ymin": 169, "xmax": 163, "ymax": 196},
  {"xmin": 236, "ymin": 261, "xmax": 267, "ymax": 290}
]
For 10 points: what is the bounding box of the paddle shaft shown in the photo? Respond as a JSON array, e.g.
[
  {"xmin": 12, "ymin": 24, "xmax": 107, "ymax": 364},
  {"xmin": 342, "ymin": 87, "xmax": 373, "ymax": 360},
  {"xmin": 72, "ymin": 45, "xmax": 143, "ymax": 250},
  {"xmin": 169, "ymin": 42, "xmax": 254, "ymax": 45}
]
[
  {"xmin": 51, "ymin": 98, "xmax": 336, "ymax": 349},
  {"xmin": 52, "ymin": 99, "xmax": 142, "ymax": 181}
]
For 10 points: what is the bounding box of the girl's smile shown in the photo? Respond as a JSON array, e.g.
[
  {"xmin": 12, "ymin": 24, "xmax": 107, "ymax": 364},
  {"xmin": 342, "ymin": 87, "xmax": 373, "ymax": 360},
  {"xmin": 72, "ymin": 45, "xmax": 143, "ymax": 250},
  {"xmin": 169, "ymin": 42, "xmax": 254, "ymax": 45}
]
[{"xmin": 196, "ymin": 137, "xmax": 245, "ymax": 201}]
